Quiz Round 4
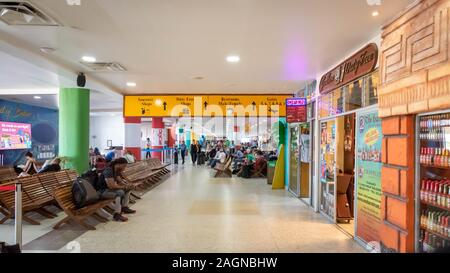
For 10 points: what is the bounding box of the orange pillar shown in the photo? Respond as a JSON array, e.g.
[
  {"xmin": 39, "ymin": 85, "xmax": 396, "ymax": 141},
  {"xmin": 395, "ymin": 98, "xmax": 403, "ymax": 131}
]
[{"xmin": 380, "ymin": 115, "xmax": 415, "ymax": 253}]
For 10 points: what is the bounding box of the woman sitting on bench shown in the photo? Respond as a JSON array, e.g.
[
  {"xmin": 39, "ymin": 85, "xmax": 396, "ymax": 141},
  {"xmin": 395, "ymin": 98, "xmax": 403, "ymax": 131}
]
[
  {"xmin": 97, "ymin": 158, "xmax": 140, "ymax": 222},
  {"xmin": 15, "ymin": 151, "xmax": 39, "ymax": 177}
]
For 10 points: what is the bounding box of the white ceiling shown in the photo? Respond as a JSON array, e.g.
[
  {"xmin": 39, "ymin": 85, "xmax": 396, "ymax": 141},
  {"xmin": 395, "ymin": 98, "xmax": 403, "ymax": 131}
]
[{"xmin": 0, "ymin": 0, "xmax": 414, "ymax": 97}]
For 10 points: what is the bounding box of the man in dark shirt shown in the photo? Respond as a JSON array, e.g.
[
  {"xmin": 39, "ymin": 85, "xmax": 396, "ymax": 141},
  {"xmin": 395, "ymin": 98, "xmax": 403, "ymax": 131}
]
[
  {"xmin": 97, "ymin": 158, "xmax": 141, "ymax": 222},
  {"xmin": 190, "ymin": 140, "xmax": 198, "ymax": 165},
  {"xmin": 180, "ymin": 141, "xmax": 187, "ymax": 164}
]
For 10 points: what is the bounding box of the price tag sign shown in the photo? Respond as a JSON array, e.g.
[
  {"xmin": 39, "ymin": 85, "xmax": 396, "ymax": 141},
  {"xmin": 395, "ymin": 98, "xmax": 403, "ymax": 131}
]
[{"xmin": 286, "ymin": 98, "xmax": 307, "ymax": 123}]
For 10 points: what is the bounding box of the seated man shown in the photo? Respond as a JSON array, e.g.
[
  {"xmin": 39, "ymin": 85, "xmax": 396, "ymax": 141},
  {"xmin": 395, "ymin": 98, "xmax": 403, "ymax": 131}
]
[
  {"xmin": 38, "ymin": 158, "xmax": 62, "ymax": 173},
  {"xmin": 207, "ymin": 147, "xmax": 217, "ymax": 166},
  {"xmin": 232, "ymin": 147, "xmax": 245, "ymax": 170},
  {"xmin": 211, "ymin": 149, "xmax": 226, "ymax": 169},
  {"xmin": 96, "ymin": 158, "xmax": 140, "ymax": 222},
  {"xmin": 253, "ymin": 151, "xmax": 268, "ymax": 177}
]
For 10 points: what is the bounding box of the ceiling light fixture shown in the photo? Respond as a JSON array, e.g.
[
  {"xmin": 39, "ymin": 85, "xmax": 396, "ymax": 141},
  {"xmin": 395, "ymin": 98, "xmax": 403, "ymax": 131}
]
[
  {"xmin": 372, "ymin": 11, "xmax": 379, "ymax": 17},
  {"xmin": 81, "ymin": 56, "xmax": 96, "ymax": 63},
  {"xmin": 33, "ymin": 95, "xmax": 42, "ymax": 100},
  {"xmin": 226, "ymin": 55, "xmax": 240, "ymax": 63},
  {"xmin": 126, "ymin": 82, "xmax": 137, "ymax": 87}
]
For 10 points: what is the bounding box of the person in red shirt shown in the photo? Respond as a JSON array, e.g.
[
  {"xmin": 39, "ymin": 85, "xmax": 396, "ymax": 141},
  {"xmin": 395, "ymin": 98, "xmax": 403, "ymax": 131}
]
[{"xmin": 253, "ymin": 150, "xmax": 267, "ymax": 177}]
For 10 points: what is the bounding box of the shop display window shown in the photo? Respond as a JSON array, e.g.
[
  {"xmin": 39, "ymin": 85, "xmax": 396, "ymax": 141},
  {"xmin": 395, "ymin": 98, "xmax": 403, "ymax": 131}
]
[
  {"xmin": 307, "ymin": 100, "xmax": 316, "ymax": 121},
  {"xmin": 319, "ymin": 93, "xmax": 332, "ymax": 119},
  {"xmin": 319, "ymin": 71, "xmax": 379, "ymax": 119},
  {"xmin": 418, "ymin": 112, "xmax": 450, "ymax": 253},
  {"xmin": 334, "ymin": 87, "xmax": 344, "ymax": 115},
  {"xmin": 344, "ymin": 79, "xmax": 363, "ymax": 112},
  {"xmin": 363, "ymin": 72, "xmax": 379, "ymax": 107}
]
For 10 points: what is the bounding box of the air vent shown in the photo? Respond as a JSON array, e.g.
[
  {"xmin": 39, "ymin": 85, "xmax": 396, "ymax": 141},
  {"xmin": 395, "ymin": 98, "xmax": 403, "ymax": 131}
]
[
  {"xmin": 0, "ymin": 1, "xmax": 59, "ymax": 26},
  {"xmin": 80, "ymin": 62, "xmax": 127, "ymax": 72}
]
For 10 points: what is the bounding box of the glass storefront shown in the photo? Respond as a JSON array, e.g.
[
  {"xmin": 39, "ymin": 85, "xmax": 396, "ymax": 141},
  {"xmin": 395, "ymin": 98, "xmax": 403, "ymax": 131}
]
[
  {"xmin": 317, "ymin": 70, "xmax": 382, "ymax": 250},
  {"xmin": 319, "ymin": 72, "xmax": 380, "ymax": 119},
  {"xmin": 288, "ymin": 81, "xmax": 316, "ymax": 205}
]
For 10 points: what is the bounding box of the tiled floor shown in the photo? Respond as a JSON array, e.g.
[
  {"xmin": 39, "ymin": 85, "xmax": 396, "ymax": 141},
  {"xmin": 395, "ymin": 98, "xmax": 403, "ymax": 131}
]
[{"xmin": 1, "ymin": 165, "xmax": 366, "ymax": 253}]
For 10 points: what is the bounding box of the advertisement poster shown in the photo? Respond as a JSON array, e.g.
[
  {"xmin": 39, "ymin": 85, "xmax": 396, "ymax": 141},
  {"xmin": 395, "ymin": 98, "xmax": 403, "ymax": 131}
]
[
  {"xmin": 0, "ymin": 121, "xmax": 32, "ymax": 150},
  {"xmin": 355, "ymin": 111, "xmax": 382, "ymax": 250},
  {"xmin": 300, "ymin": 134, "xmax": 310, "ymax": 163}
]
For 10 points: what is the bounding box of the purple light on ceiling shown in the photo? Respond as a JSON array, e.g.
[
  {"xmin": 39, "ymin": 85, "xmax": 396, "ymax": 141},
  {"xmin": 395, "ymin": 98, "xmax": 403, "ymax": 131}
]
[{"xmin": 282, "ymin": 42, "xmax": 308, "ymax": 81}]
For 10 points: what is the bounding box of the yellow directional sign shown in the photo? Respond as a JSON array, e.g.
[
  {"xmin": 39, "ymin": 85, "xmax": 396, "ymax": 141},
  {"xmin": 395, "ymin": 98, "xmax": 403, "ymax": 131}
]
[{"xmin": 124, "ymin": 94, "xmax": 292, "ymax": 117}]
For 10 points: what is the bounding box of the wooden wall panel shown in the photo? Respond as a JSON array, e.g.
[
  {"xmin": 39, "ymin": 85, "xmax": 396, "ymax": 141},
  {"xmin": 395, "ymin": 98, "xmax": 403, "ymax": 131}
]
[{"xmin": 379, "ymin": 0, "xmax": 450, "ymax": 117}]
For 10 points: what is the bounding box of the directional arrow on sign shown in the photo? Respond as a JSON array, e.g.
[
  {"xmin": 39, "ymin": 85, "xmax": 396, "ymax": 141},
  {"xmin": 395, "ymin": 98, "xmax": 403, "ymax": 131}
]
[
  {"xmin": 204, "ymin": 101, "xmax": 208, "ymax": 110},
  {"xmin": 163, "ymin": 102, "xmax": 167, "ymax": 111}
]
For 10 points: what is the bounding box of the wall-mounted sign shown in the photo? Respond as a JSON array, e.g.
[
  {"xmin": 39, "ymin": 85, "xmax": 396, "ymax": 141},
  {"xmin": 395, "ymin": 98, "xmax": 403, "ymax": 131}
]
[
  {"xmin": 286, "ymin": 98, "xmax": 307, "ymax": 123},
  {"xmin": 0, "ymin": 122, "xmax": 32, "ymax": 150},
  {"xmin": 124, "ymin": 95, "xmax": 292, "ymax": 117},
  {"xmin": 319, "ymin": 43, "xmax": 378, "ymax": 95}
]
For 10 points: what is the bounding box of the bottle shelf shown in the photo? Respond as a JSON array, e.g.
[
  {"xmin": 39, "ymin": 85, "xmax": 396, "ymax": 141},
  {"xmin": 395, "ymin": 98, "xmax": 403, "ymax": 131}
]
[
  {"xmin": 421, "ymin": 200, "xmax": 450, "ymax": 212},
  {"xmin": 420, "ymin": 126, "xmax": 450, "ymax": 130},
  {"xmin": 420, "ymin": 225, "xmax": 450, "ymax": 242},
  {"xmin": 420, "ymin": 164, "xmax": 450, "ymax": 170}
]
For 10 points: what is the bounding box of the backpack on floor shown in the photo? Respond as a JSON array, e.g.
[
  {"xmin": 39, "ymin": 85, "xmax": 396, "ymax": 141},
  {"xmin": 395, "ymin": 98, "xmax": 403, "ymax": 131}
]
[{"xmin": 72, "ymin": 177, "xmax": 99, "ymax": 209}]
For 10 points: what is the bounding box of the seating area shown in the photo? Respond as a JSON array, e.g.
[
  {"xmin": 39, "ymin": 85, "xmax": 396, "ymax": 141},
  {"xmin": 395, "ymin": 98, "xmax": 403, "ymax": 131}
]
[
  {"xmin": 122, "ymin": 158, "xmax": 171, "ymax": 189},
  {"xmin": 0, "ymin": 170, "xmax": 77, "ymax": 225},
  {"xmin": 213, "ymin": 156, "xmax": 232, "ymax": 178},
  {"xmin": 0, "ymin": 158, "xmax": 171, "ymax": 230}
]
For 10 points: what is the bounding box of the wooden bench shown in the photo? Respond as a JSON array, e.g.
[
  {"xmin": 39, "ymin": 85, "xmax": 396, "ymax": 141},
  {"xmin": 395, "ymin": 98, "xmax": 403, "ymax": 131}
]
[
  {"xmin": 0, "ymin": 170, "xmax": 78, "ymax": 225},
  {"xmin": 53, "ymin": 182, "xmax": 113, "ymax": 230},
  {"xmin": 0, "ymin": 180, "xmax": 45, "ymax": 225},
  {"xmin": 0, "ymin": 167, "xmax": 17, "ymax": 182},
  {"xmin": 145, "ymin": 158, "xmax": 171, "ymax": 174},
  {"xmin": 123, "ymin": 165, "xmax": 159, "ymax": 189},
  {"xmin": 214, "ymin": 156, "xmax": 233, "ymax": 178}
]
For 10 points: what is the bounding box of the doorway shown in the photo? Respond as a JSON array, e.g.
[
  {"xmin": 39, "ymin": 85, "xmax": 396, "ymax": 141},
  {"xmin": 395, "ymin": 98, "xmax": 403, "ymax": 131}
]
[
  {"xmin": 335, "ymin": 113, "xmax": 356, "ymax": 237},
  {"xmin": 288, "ymin": 124, "xmax": 300, "ymax": 196},
  {"xmin": 299, "ymin": 123, "xmax": 311, "ymax": 204},
  {"xmin": 319, "ymin": 113, "xmax": 356, "ymax": 237}
]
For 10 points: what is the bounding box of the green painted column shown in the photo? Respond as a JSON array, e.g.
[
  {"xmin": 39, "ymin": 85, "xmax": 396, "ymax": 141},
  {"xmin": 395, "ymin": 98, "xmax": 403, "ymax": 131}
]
[{"xmin": 59, "ymin": 88, "xmax": 90, "ymax": 174}]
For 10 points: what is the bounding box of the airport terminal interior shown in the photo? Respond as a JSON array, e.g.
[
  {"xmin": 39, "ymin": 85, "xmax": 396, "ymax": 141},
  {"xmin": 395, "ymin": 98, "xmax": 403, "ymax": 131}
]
[{"xmin": 1, "ymin": 0, "xmax": 450, "ymax": 254}]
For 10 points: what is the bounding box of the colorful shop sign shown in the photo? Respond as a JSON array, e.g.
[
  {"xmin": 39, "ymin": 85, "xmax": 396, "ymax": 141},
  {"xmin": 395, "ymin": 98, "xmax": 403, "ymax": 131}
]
[
  {"xmin": 355, "ymin": 110, "xmax": 382, "ymax": 250},
  {"xmin": 123, "ymin": 95, "xmax": 292, "ymax": 117},
  {"xmin": 286, "ymin": 98, "xmax": 307, "ymax": 123},
  {"xmin": 319, "ymin": 43, "xmax": 378, "ymax": 94}
]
